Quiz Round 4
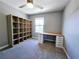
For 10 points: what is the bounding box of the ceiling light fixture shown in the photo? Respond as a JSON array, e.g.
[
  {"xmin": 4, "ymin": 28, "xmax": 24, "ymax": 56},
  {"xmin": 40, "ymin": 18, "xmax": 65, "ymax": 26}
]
[
  {"xmin": 19, "ymin": 0, "xmax": 43, "ymax": 9},
  {"xmin": 27, "ymin": 2, "xmax": 33, "ymax": 8}
]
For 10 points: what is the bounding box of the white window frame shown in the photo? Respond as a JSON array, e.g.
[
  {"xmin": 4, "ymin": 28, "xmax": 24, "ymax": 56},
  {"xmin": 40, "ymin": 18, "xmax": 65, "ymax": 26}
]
[{"xmin": 35, "ymin": 17, "xmax": 44, "ymax": 33}]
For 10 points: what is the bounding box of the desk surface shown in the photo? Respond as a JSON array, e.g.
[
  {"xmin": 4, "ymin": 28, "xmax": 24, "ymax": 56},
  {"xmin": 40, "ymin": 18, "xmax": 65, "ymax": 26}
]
[{"xmin": 39, "ymin": 32, "xmax": 63, "ymax": 36}]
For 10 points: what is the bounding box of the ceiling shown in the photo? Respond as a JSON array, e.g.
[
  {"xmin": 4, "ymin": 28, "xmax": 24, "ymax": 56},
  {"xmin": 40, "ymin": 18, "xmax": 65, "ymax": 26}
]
[{"xmin": 1, "ymin": 0, "xmax": 69, "ymax": 15}]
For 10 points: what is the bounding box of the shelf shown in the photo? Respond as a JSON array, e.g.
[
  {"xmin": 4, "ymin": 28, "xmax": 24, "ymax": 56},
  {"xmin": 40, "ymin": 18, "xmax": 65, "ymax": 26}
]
[
  {"xmin": 13, "ymin": 34, "xmax": 18, "ymax": 39},
  {"xmin": 23, "ymin": 36, "xmax": 26, "ymax": 37},
  {"xmin": 13, "ymin": 33, "xmax": 18, "ymax": 35},
  {"xmin": 13, "ymin": 40, "xmax": 19, "ymax": 45},
  {"xmin": 13, "ymin": 29, "xmax": 18, "ymax": 33},
  {"xmin": 24, "ymin": 37, "xmax": 27, "ymax": 40},
  {"xmin": 13, "ymin": 22, "xmax": 18, "ymax": 23},
  {"xmin": 19, "ymin": 18, "xmax": 24, "ymax": 23},
  {"xmin": 19, "ymin": 33, "xmax": 23, "ymax": 37},
  {"xmin": 13, "ymin": 23, "xmax": 18, "ymax": 27},
  {"xmin": 7, "ymin": 15, "xmax": 32, "ymax": 47},
  {"xmin": 19, "ymin": 27, "xmax": 23, "ymax": 29},
  {"xmin": 13, "ymin": 27, "xmax": 18, "ymax": 29},
  {"xmin": 19, "ymin": 21, "xmax": 23, "ymax": 23},
  {"xmin": 12, "ymin": 16, "xmax": 18, "ymax": 23},
  {"xmin": 13, "ymin": 38, "xmax": 19, "ymax": 41},
  {"xmin": 19, "ymin": 32, "xmax": 23, "ymax": 34},
  {"xmin": 23, "ymin": 23, "xmax": 26, "ymax": 24},
  {"xmin": 27, "ymin": 36, "xmax": 30, "ymax": 39},
  {"xmin": 24, "ymin": 33, "xmax": 26, "ymax": 36},
  {"xmin": 20, "ymin": 29, "xmax": 23, "ymax": 32},
  {"xmin": 19, "ymin": 38, "xmax": 24, "ymax": 42}
]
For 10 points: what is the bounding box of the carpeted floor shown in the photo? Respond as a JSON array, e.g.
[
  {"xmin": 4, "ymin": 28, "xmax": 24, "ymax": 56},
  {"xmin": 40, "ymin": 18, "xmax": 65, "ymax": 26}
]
[{"xmin": 0, "ymin": 39, "xmax": 67, "ymax": 59}]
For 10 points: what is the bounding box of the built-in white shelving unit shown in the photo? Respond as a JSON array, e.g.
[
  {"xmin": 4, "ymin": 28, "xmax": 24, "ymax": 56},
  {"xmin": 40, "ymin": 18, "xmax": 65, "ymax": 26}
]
[{"xmin": 7, "ymin": 15, "xmax": 32, "ymax": 47}]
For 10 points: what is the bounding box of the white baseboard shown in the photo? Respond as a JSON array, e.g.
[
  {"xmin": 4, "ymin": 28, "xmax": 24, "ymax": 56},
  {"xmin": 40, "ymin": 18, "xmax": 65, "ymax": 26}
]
[
  {"xmin": 0, "ymin": 45, "xmax": 8, "ymax": 50},
  {"xmin": 62, "ymin": 47, "xmax": 71, "ymax": 59}
]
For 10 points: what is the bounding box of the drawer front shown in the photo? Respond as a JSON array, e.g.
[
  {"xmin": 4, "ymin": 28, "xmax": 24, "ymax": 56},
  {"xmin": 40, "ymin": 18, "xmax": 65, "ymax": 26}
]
[
  {"xmin": 56, "ymin": 41, "xmax": 63, "ymax": 44},
  {"xmin": 56, "ymin": 44, "xmax": 63, "ymax": 47},
  {"xmin": 56, "ymin": 43, "xmax": 63, "ymax": 45},
  {"xmin": 38, "ymin": 34, "xmax": 43, "ymax": 43},
  {"xmin": 56, "ymin": 36, "xmax": 63, "ymax": 48},
  {"xmin": 56, "ymin": 43, "xmax": 63, "ymax": 47},
  {"xmin": 56, "ymin": 36, "xmax": 63, "ymax": 39},
  {"xmin": 56, "ymin": 40, "xmax": 63, "ymax": 43},
  {"xmin": 57, "ymin": 37, "xmax": 63, "ymax": 39}
]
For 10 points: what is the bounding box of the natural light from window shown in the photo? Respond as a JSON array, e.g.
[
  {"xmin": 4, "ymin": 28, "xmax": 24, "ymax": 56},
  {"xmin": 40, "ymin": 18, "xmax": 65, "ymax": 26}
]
[{"xmin": 35, "ymin": 17, "xmax": 44, "ymax": 33}]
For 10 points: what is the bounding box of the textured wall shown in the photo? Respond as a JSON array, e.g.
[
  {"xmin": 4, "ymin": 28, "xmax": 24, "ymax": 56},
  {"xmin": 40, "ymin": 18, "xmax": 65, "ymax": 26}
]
[{"xmin": 63, "ymin": 0, "xmax": 79, "ymax": 59}]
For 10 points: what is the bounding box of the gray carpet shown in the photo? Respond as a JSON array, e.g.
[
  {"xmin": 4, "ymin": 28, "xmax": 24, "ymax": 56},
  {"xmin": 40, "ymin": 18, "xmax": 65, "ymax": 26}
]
[{"xmin": 0, "ymin": 39, "xmax": 67, "ymax": 59}]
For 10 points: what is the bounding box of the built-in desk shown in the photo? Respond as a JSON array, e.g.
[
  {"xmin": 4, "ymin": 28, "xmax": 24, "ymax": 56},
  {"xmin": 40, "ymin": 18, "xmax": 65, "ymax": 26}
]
[
  {"xmin": 40, "ymin": 32, "xmax": 62, "ymax": 36},
  {"xmin": 38, "ymin": 32, "xmax": 64, "ymax": 48}
]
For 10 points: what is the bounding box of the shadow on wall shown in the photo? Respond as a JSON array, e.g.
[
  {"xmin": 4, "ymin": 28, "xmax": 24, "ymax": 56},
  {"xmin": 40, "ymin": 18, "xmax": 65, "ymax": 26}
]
[{"xmin": 63, "ymin": 0, "xmax": 79, "ymax": 59}]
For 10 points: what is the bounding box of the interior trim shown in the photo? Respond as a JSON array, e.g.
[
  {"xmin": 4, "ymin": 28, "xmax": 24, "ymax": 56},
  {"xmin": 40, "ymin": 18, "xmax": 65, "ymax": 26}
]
[
  {"xmin": 0, "ymin": 44, "xmax": 8, "ymax": 50},
  {"xmin": 62, "ymin": 47, "xmax": 71, "ymax": 59}
]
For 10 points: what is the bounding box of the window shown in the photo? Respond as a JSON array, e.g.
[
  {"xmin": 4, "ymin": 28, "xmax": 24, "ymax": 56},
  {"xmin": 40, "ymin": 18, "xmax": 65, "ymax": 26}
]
[{"xmin": 35, "ymin": 17, "xmax": 44, "ymax": 33}]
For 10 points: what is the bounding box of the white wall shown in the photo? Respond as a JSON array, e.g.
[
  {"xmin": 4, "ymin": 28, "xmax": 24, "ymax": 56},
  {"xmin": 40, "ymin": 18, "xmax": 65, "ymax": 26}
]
[
  {"xmin": 0, "ymin": 1, "xmax": 28, "ymax": 18},
  {"xmin": 0, "ymin": 1, "xmax": 28, "ymax": 47},
  {"xmin": 63, "ymin": 0, "xmax": 79, "ymax": 59},
  {"xmin": 0, "ymin": 13, "xmax": 8, "ymax": 47},
  {"xmin": 30, "ymin": 12, "xmax": 62, "ymax": 38}
]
